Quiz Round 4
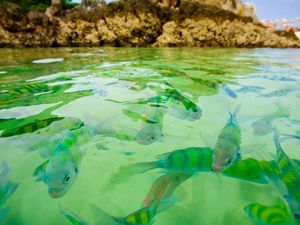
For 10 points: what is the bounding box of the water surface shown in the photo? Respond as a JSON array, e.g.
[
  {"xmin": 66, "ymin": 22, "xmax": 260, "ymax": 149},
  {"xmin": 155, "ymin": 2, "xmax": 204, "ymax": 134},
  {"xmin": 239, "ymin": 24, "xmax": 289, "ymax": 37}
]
[{"xmin": 0, "ymin": 48, "xmax": 300, "ymax": 225}]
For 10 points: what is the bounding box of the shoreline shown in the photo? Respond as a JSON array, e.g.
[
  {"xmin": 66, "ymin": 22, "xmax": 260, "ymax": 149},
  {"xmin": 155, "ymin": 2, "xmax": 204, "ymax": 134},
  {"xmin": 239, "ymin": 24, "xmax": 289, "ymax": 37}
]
[{"xmin": 0, "ymin": 1, "xmax": 299, "ymax": 48}]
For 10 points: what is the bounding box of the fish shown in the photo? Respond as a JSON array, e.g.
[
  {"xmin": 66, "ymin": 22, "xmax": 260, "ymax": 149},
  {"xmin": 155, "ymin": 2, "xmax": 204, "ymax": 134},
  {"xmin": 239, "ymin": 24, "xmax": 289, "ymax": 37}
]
[
  {"xmin": 136, "ymin": 107, "xmax": 165, "ymax": 145},
  {"xmin": 221, "ymin": 84, "xmax": 237, "ymax": 99},
  {"xmin": 92, "ymin": 198, "xmax": 171, "ymax": 225},
  {"xmin": 142, "ymin": 172, "xmax": 191, "ymax": 207},
  {"xmin": 108, "ymin": 88, "xmax": 202, "ymax": 122},
  {"xmin": 60, "ymin": 206, "xmax": 90, "ymax": 225},
  {"xmin": 271, "ymin": 128, "xmax": 300, "ymax": 222},
  {"xmin": 236, "ymin": 85, "xmax": 265, "ymax": 94},
  {"xmin": 255, "ymin": 75, "xmax": 297, "ymax": 82},
  {"xmin": 251, "ymin": 106, "xmax": 289, "ymax": 136},
  {"xmin": 33, "ymin": 124, "xmax": 91, "ymax": 198},
  {"xmin": 161, "ymin": 88, "xmax": 202, "ymax": 121},
  {"xmin": 101, "ymin": 147, "xmax": 212, "ymax": 192},
  {"xmin": 8, "ymin": 83, "xmax": 50, "ymax": 96},
  {"xmin": 0, "ymin": 117, "xmax": 64, "ymax": 138},
  {"xmin": 0, "ymin": 161, "xmax": 19, "ymax": 222},
  {"xmin": 244, "ymin": 200, "xmax": 298, "ymax": 225},
  {"xmin": 212, "ymin": 104, "xmax": 241, "ymax": 172},
  {"xmin": 259, "ymin": 88, "xmax": 294, "ymax": 98}
]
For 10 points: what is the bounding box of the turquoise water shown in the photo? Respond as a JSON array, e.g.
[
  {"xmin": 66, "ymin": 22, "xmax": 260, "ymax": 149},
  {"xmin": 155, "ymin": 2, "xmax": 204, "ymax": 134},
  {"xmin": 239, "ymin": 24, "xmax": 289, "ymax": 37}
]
[{"xmin": 0, "ymin": 48, "xmax": 299, "ymax": 225}]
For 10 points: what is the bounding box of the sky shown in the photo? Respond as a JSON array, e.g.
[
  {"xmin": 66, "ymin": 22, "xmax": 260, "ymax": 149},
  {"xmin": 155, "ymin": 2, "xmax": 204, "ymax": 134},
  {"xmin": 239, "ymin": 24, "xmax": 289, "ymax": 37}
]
[{"xmin": 250, "ymin": 0, "xmax": 300, "ymax": 21}]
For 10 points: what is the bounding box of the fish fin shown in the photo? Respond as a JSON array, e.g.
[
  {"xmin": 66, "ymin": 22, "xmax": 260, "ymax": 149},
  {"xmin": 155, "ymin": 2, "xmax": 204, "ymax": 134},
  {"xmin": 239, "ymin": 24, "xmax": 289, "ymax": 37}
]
[
  {"xmin": 273, "ymin": 127, "xmax": 284, "ymax": 156},
  {"xmin": 59, "ymin": 205, "xmax": 89, "ymax": 225},
  {"xmin": 0, "ymin": 161, "xmax": 10, "ymax": 185},
  {"xmin": 0, "ymin": 207, "xmax": 9, "ymax": 222},
  {"xmin": 90, "ymin": 204, "xmax": 120, "ymax": 225},
  {"xmin": 229, "ymin": 103, "xmax": 241, "ymax": 120},
  {"xmin": 7, "ymin": 181, "xmax": 19, "ymax": 197},
  {"xmin": 280, "ymin": 134, "xmax": 300, "ymax": 141},
  {"xmin": 122, "ymin": 109, "xmax": 144, "ymax": 122},
  {"xmin": 198, "ymin": 130, "xmax": 216, "ymax": 149},
  {"xmin": 240, "ymin": 143, "xmax": 267, "ymax": 155},
  {"xmin": 100, "ymin": 162, "xmax": 156, "ymax": 193},
  {"xmin": 156, "ymin": 198, "xmax": 176, "ymax": 214},
  {"xmin": 33, "ymin": 160, "xmax": 49, "ymax": 181}
]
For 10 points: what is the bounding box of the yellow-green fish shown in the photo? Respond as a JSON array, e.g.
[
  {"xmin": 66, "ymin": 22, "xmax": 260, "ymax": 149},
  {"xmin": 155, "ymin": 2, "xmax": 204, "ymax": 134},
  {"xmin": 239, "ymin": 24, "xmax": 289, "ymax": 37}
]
[
  {"xmin": 244, "ymin": 200, "xmax": 298, "ymax": 225},
  {"xmin": 92, "ymin": 199, "xmax": 170, "ymax": 225},
  {"xmin": 212, "ymin": 104, "xmax": 241, "ymax": 172},
  {"xmin": 33, "ymin": 123, "xmax": 91, "ymax": 198}
]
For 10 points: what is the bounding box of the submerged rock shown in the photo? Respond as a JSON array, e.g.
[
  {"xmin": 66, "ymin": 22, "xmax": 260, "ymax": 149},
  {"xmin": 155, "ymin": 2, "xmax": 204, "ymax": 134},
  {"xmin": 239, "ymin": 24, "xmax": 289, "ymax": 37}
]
[{"xmin": 0, "ymin": 1, "xmax": 299, "ymax": 48}]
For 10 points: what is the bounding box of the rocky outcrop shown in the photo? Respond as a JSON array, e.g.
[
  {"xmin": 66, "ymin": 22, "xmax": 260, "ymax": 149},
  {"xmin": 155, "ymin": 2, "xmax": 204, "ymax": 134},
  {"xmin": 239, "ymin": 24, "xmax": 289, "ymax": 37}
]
[{"xmin": 0, "ymin": 0, "xmax": 299, "ymax": 48}]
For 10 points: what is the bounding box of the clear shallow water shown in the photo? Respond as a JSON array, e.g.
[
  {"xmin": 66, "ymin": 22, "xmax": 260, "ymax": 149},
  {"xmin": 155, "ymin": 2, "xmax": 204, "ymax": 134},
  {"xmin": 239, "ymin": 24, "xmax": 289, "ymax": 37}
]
[{"xmin": 0, "ymin": 48, "xmax": 299, "ymax": 225}]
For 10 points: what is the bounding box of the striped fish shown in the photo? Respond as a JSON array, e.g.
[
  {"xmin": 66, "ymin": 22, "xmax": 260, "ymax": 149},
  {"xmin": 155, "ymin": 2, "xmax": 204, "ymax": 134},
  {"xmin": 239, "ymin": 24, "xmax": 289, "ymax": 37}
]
[
  {"xmin": 101, "ymin": 147, "xmax": 212, "ymax": 192},
  {"xmin": 108, "ymin": 87, "xmax": 202, "ymax": 122},
  {"xmin": 136, "ymin": 107, "xmax": 165, "ymax": 145},
  {"xmin": 0, "ymin": 117, "xmax": 64, "ymax": 138},
  {"xmin": 271, "ymin": 129, "xmax": 300, "ymax": 223},
  {"xmin": 212, "ymin": 104, "xmax": 241, "ymax": 172},
  {"xmin": 244, "ymin": 201, "xmax": 298, "ymax": 225},
  {"xmin": 33, "ymin": 123, "xmax": 91, "ymax": 198},
  {"xmin": 8, "ymin": 83, "xmax": 50, "ymax": 96},
  {"xmin": 92, "ymin": 199, "xmax": 166, "ymax": 225}
]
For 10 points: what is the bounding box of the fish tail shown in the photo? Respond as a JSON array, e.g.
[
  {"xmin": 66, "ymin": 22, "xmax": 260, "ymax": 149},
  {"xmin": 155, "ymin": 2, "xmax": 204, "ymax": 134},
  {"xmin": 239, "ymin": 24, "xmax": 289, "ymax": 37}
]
[
  {"xmin": 101, "ymin": 162, "xmax": 156, "ymax": 193},
  {"xmin": 273, "ymin": 127, "xmax": 284, "ymax": 156},
  {"xmin": 0, "ymin": 207, "xmax": 9, "ymax": 222},
  {"xmin": 0, "ymin": 161, "xmax": 10, "ymax": 184},
  {"xmin": 90, "ymin": 204, "xmax": 121, "ymax": 225},
  {"xmin": 229, "ymin": 104, "xmax": 241, "ymax": 122},
  {"xmin": 134, "ymin": 161, "xmax": 157, "ymax": 173},
  {"xmin": 60, "ymin": 205, "xmax": 90, "ymax": 225}
]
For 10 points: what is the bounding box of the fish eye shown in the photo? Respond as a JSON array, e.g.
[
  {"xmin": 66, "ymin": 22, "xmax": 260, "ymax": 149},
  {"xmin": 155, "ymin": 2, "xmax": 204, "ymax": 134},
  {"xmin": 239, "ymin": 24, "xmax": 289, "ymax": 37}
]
[
  {"xmin": 224, "ymin": 158, "xmax": 232, "ymax": 166},
  {"xmin": 63, "ymin": 175, "xmax": 70, "ymax": 184}
]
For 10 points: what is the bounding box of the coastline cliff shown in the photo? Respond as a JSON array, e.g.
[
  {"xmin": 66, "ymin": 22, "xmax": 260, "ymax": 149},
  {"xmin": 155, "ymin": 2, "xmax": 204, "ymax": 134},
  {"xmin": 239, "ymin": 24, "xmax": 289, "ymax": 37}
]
[{"xmin": 0, "ymin": 0, "xmax": 299, "ymax": 48}]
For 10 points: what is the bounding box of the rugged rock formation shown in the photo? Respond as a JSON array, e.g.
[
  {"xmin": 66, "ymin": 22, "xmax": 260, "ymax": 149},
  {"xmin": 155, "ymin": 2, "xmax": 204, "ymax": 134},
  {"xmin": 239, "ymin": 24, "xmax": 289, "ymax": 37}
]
[{"xmin": 0, "ymin": 0, "xmax": 299, "ymax": 48}]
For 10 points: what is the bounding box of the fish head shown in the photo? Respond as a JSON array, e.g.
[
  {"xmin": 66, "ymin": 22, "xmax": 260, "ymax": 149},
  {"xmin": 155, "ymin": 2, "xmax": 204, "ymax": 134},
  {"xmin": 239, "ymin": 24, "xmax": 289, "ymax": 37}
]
[
  {"xmin": 44, "ymin": 157, "xmax": 78, "ymax": 198},
  {"xmin": 212, "ymin": 150, "xmax": 237, "ymax": 172},
  {"xmin": 136, "ymin": 124, "xmax": 162, "ymax": 145}
]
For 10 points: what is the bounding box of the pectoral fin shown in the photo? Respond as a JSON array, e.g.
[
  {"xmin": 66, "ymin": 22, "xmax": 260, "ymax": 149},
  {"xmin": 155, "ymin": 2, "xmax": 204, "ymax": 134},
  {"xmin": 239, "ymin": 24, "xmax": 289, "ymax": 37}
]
[
  {"xmin": 33, "ymin": 160, "xmax": 49, "ymax": 181},
  {"xmin": 0, "ymin": 207, "xmax": 9, "ymax": 222},
  {"xmin": 7, "ymin": 181, "xmax": 19, "ymax": 197}
]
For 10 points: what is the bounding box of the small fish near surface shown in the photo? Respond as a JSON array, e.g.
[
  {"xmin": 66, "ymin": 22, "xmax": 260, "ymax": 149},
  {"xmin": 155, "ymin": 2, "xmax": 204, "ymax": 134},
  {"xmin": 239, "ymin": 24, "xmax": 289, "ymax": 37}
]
[
  {"xmin": 33, "ymin": 123, "xmax": 91, "ymax": 198},
  {"xmin": 244, "ymin": 200, "xmax": 298, "ymax": 225},
  {"xmin": 220, "ymin": 84, "xmax": 237, "ymax": 99},
  {"xmin": 251, "ymin": 106, "xmax": 290, "ymax": 136},
  {"xmin": 259, "ymin": 88, "xmax": 295, "ymax": 98},
  {"xmin": 269, "ymin": 129, "xmax": 300, "ymax": 223},
  {"xmin": 236, "ymin": 85, "xmax": 265, "ymax": 94},
  {"xmin": 108, "ymin": 87, "xmax": 202, "ymax": 122},
  {"xmin": 212, "ymin": 104, "xmax": 242, "ymax": 172},
  {"xmin": 136, "ymin": 107, "xmax": 165, "ymax": 145},
  {"xmin": 0, "ymin": 117, "xmax": 64, "ymax": 138},
  {"xmin": 254, "ymin": 74, "xmax": 297, "ymax": 82},
  {"xmin": 0, "ymin": 161, "xmax": 19, "ymax": 223}
]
